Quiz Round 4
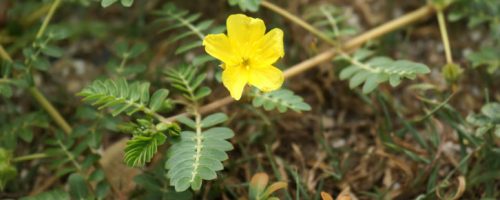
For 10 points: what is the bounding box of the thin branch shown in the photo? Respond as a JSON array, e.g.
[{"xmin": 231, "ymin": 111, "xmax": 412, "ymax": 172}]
[
  {"xmin": 0, "ymin": 45, "xmax": 12, "ymax": 61},
  {"xmin": 13, "ymin": 153, "xmax": 50, "ymax": 162},
  {"xmin": 171, "ymin": 12, "xmax": 205, "ymax": 40},
  {"xmin": 261, "ymin": 0, "xmax": 337, "ymax": 46},
  {"xmin": 36, "ymin": 0, "xmax": 62, "ymax": 39},
  {"xmin": 0, "ymin": 1, "xmax": 73, "ymax": 135},
  {"xmin": 29, "ymin": 87, "xmax": 73, "ymax": 134},
  {"xmin": 437, "ymin": 10, "xmax": 453, "ymax": 64}
]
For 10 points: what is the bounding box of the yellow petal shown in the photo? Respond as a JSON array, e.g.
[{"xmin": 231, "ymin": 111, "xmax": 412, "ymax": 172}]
[
  {"xmin": 248, "ymin": 66, "xmax": 284, "ymax": 92},
  {"xmin": 222, "ymin": 65, "xmax": 249, "ymax": 100},
  {"xmin": 227, "ymin": 14, "xmax": 265, "ymax": 50},
  {"xmin": 252, "ymin": 28, "xmax": 284, "ymax": 67},
  {"xmin": 203, "ymin": 33, "xmax": 239, "ymax": 65}
]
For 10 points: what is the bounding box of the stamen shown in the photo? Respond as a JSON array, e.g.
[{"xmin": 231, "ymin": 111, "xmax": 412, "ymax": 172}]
[{"xmin": 242, "ymin": 58, "xmax": 250, "ymax": 69}]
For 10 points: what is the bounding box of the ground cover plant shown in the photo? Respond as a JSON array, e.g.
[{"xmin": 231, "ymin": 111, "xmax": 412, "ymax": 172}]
[{"xmin": 0, "ymin": 0, "xmax": 499, "ymax": 199}]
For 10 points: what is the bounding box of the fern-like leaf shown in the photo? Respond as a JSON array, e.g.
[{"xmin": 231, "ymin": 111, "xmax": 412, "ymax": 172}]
[
  {"xmin": 303, "ymin": 4, "xmax": 358, "ymax": 39},
  {"xmin": 467, "ymin": 46, "xmax": 500, "ymax": 74},
  {"xmin": 19, "ymin": 189, "xmax": 70, "ymax": 200},
  {"xmin": 153, "ymin": 3, "xmax": 222, "ymax": 65},
  {"xmin": 165, "ymin": 65, "xmax": 211, "ymax": 103},
  {"xmin": 228, "ymin": 0, "xmax": 261, "ymax": 12},
  {"xmin": 78, "ymin": 78, "xmax": 170, "ymax": 117},
  {"xmin": 166, "ymin": 113, "xmax": 234, "ymax": 192},
  {"xmin": 124, "ymin": 133, "xmax": 166, "ymax": 167},
  {"xmin": 101, "ymin": 0, "xmax": 134, "ymax": 8},
  {"xmin": 251, "ymin": 88, "xmax": 311, "ymax": 113},
  {"xmin": 0, "ymin": 112, "xmax": 48, "ymax": 149},
  {"xmin": 338, "ymin": 49, "xmax": 430, "ymax": 94},
  {"xmin": 467, "ymin": 102, "xmax": 500, "ymax": 137}
]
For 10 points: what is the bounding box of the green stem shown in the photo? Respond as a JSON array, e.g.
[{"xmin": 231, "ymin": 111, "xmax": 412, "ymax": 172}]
[
  {"xmin": 171, "ymin": 12, "xmax": 205, "ymax": 40},
  {"xmin": 261, "ymin": 0, "xmax": 337, "ymax": 46},
  {"xmin": 0, "ymin": 1, "xmax": 73, "ymax": 135},
  {"xmin": 1, "ymin": 45, "xmax": 72, "ymax": 134},
  {"xmin": 190, "ymin": 110, "xmax": 203, "ymax": 182},
  {"xmin": 29, "ymin": 87, "xmax": 73, "ymax": 134},
  {"xmin": 36, "ymin": 0, "xmax": 62, "ymax": 39},
  {"xmin": 320, "ymin": 6, "xmax": 340, "ymax": 38},
  {"xmin": 117, "ymin": 55, "xmax": 129, "ymax": 75},
  {"xmin": 0, "ymin": 45, "xmax": 12, "ymax": 61},
  {"xmin": 121, "ymin": 98, "xmax": 170, "ymax": 123},
  {"xmin": 57, "ymin": 138, "xmax": 82, "ymax": 171},
  {"xmin": 13, "ymin": 153, "xmax": 50, "ymax": 162},
  {"xmin": 338, "ymin": 51, "xmax": 378, "ymax": 72},
  {"xmin": 0, "ymin": 78, "xmax": 12, "ymax": 84},
  {"xmin": 437, "ymin": 9, "xmax": 453, "ymax": 64}
]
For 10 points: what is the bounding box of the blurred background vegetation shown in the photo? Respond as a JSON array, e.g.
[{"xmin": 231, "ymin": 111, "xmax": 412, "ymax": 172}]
[{"xmin": 0, "ymin": 0, "xmax": 499, "ymax": 199}]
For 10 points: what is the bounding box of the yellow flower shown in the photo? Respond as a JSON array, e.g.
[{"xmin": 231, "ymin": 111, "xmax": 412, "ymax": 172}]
[{"xmin": 203, "ymin": 14, "xmax": 285, "ymax": 100}]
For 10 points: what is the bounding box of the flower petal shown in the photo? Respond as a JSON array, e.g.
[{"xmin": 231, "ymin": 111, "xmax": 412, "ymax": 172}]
[
  {"xmin": 203, "ymin": 33, "xmax": 239, "ymax": 65},
  {"xmin": 248, "ymin": 65, "xmax": 284, "ymax": 92},
  {"xmin": 227, "ymin": 14, "xmax": 265, "ymax": 49},
  {"xmin": 252, "ymin": 28, "xmax": 285, "ymax": 67},
  {"xmin": 222, "ymin": 65, "xmax": 249, "ymax": 100}
]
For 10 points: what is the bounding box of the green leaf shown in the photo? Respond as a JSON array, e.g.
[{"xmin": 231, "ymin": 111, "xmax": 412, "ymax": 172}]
[
  {"xmin": 68, "ymin": 173, "xmax": 90, "ymax": 199},
  {"xmin": 0, "ymin": 85, "xmax": 12, "ymax": 98},
  {"xmin": 467, "ymin": 102, "xmax": 500, "ymax": 137},
  {"xmin": 47, "ymin": 27, "xmax": 70, "ymax": 40},
  {"xmin": 0, "ymin": 150, "xmax": 16, "ymax": 191},
  {"xmin": 338, "ymin": 49, "xmax": 430, "ymax": 94},
  {"xmin": 153, "ymin": 3, "xmax": 220, "ymax": 56},
  {"xmin": 302, "ymin": 3, "xmax": 359, "ymax": 40},
  {"xmin": 124, "ymin": 134, "xmax": 167, "ymax": 167},
  {"xmin": 96, "ymin": 182, "xmax": 110, "ymax": 199},
  {"xmin": 201, "ymin": 113, "xmax": 228, "ymax": 128},
  {"xmin": 481, "ymin": 102, "xmax": 500, "ymax": 121},
  {"xmin": 20, "ymin": 189, "xmax": 70, "ymax": 200},
  {"xmin": 114, "ymin": 42, "xmax": 129, "ymax": 58},
  {"xmin": 1, "ymin": 112, "xmax": 48, "ymax": 149},
  {"xmin": 175, "ymin": 41, "xmax": 202, "ymax": 55},
  {"xmin": 40, "ymin": 45, "xmax": 63, "ymax": 57},
  {"xmin": 121, "ymin": 0, "xmax": 134, "ymax": 7},
  {"xmin": 128, "ymin": 43, "xmax": 147, "ymax": 58},
  {"xmin": 165, "ymin": 65, "xmax": 209, "ymax": 103},
  {"xmin": 149, "ymin": 89, "xmax": 170, "ymax": 112},
  {"xmin": 101, "ymin": 0, "xmax": 118, "ymax": 7},
  {"xmin": 79, "ymin": 78, "xmax": 169, "ymax": 117},
  {"xmin": 194, "ymin": 87, "xmax": 211, "ymax": 100},
  {"xmin": 228, "ymin": 0, "xmax": 261, "ymax": 12},
  {"xmin": 166, "ymin": 113, "xmax": 234, "ymax": 192},
  {"xmin": 177, "ymin": 116, "xmax": 196, "ymax": 129},
  {"xmin": 251, "ymin": 88, "xmax": 311, "ymax": 113}
]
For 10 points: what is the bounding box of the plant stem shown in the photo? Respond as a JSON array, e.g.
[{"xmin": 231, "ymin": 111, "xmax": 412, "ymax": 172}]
[
  {"xmin": 29, "ymin": 87, "xmax": 73, "ymax": 134},
  {"xmin": 0, "ymin": 45, "xmax": 12, "ymax": 61},
  {"xmin": 190, "ymin": 110, "xmax": 203, "ymax": 182},
  {"xmin": 261, "ymin": 0, "xmax": 337, "ymax": 46},
  {"xmin": 1, "ymin": 46, "xmax": 72, "ymax": 134},
  {"xmin": 36, "ymin": 0, "xmax": 62, "ymax": 39},
  {"xmin": 0, "ymin": 78, "xmax": 12, "ymax": 84},
  {"xmin": 166, "ymin": 96, "xmax": 233, "ymax": 121},
  {"xmin": 12, "ymin": 153, "xmax": 50, "ymax": 162},
  {"xmin": 0, "ymin": 1, "xmax": 73, "ymax": 135},
  {"xmin": 437, "ymin": 9, "xmax": 453, "ymax": 64},
  {"xmin": 30, "ymin": 0, "xmax": 73, "ymax": 135},
  {"xmin": 171, "ymin": 11, "xmax": 205, "ymax": 40},
  {"xmin": 161, "ymin": 4, "xmax": 435, "ymax": 122},
  {"xmin": 57, "ymin": 138, "xmax": 83, "ymax": 171}
]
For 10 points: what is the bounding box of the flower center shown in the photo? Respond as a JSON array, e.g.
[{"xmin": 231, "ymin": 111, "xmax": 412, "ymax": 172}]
[{"xmin": 242, "ymin": 58, "xmax": 251, "ymax": 69}]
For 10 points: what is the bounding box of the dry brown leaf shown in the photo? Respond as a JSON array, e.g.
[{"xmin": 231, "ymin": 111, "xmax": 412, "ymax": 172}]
[
  {"xmin": 100, "ymin": 138, "xmax": 140, "ymax": 198},
  {"xmin": 320, "ymin": 191, "xmax": 334, "ymax": 200}
]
